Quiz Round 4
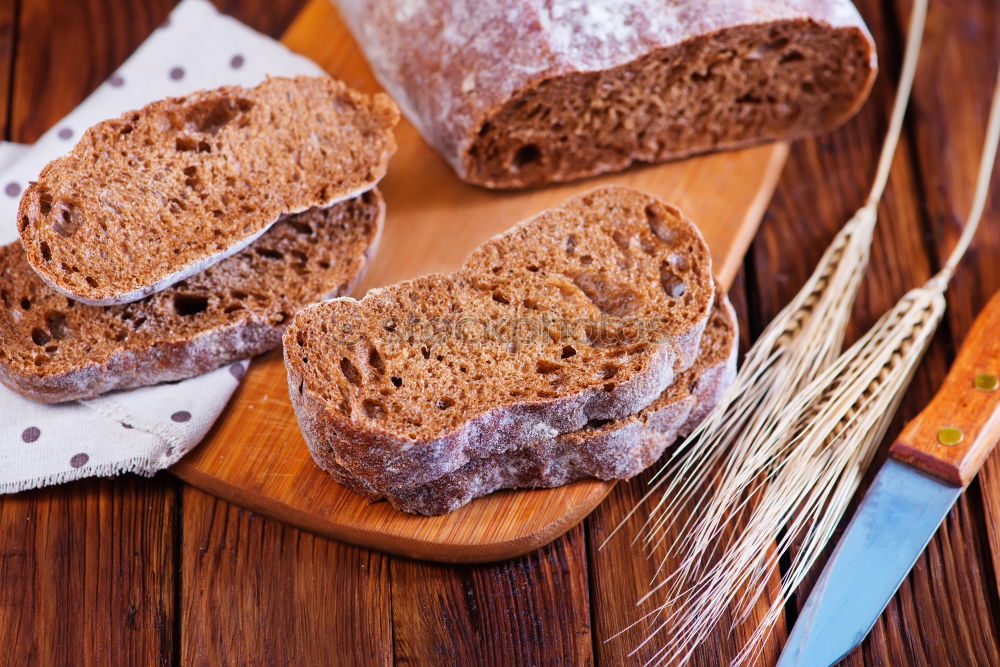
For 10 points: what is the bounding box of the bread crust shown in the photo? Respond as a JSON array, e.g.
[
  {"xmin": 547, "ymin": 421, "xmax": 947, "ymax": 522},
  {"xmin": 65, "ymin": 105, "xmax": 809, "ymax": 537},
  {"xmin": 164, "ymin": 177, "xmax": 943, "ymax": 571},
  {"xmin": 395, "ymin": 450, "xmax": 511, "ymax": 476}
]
[
  {"xmin": 0, "ymin": 192, "xmax": 385, "ymax": 403},
  {"xmin": 18, "ymin": 76, "xmax": 398, "ymax": 305},
  {"xmin": 335, "ymin": 0, "xmax": 876, "ymax": 187}
]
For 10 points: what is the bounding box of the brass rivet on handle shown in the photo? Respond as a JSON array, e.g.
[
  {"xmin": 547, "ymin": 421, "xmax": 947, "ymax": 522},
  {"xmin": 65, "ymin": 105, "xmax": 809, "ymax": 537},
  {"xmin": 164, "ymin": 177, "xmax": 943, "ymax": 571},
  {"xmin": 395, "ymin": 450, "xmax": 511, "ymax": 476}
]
[
  {"xmin": 975, "ymin": 373, "xmax": 999, "ymax": 392},
  {"xmin": 937, "ymin": 426, "xmax": 964, "ymax": 447}
]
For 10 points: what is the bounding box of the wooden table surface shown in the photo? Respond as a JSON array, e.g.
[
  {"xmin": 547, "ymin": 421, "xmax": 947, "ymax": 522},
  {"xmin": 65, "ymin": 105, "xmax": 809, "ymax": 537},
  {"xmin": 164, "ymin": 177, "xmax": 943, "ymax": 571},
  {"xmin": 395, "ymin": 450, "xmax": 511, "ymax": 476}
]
[{"xmin": 2, "ymin": 0, "xmax": 999, "ymax": 664}]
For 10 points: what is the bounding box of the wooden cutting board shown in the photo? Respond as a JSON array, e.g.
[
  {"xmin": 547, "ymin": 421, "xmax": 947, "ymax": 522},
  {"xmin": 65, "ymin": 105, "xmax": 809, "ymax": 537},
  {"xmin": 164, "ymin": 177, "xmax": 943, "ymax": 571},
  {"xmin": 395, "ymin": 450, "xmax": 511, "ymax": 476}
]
[{"xmin": 171, "ymin": 0, "xmax": 788, "ymax": 563}]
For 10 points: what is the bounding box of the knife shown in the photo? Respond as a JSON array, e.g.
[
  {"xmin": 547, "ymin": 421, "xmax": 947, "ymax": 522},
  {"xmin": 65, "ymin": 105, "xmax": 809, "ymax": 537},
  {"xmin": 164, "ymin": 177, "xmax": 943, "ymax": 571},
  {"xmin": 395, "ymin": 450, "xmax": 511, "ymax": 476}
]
[{"xmin": 776, "ymin": 289, "xmax": 1000, "ymax": 667}]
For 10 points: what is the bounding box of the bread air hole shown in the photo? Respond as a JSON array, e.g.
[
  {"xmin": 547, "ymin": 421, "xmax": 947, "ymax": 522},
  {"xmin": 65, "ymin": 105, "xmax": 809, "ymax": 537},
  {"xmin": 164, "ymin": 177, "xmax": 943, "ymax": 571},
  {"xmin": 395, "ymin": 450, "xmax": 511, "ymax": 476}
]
[
  {"xmin": 45, "ymin": 312, "xmax": 68, "ymax": 340},
  {"xmin": 646, "ymin": 205, "xmax": 680, "ymax": 245},
  {"xmin": 660, "ymin": 266, "xmax": 687, "ymax": 298},
  {"xmin": 30, "ymin": 328, "xmax": 50, "ymax": 346},
  {"xmin": 561, "ymin": 345, "xmax": 576, "ymax": 359},
  {"xmin": 391, "ymin": 376, "xmax": 403, "ymax": 388},
  {"xmin": 536, "ymin": 360, "xmax": 561, "ymax": 374},
  {"xmin": 340, "ymin": 357, "xmax": 362, "ymax": 386},
  {"xmin": 173, "ymin": 294, "xmax": 209, "ymax": 316},
  {"xmin": 184, "ymin": 95, "xmax": 254, "ymax": 134},
  {"xmin": 511, "ymin": 144, "xmax": 541, "ymax": 171},
  {"xmin": 492, "ymin": 291, "xmax": 510, "ymax": 305},
  {"xmin": 289, "ymin": 220, "xmax": 313, "ymax": 235},
  {"xmin": 436, "ymin": 398, "xmax": 455, "ymax": 410},
  {"xmin": 362, "ymin": 399, "xmax": 385, "ymax": 419},
  {"xmin": 39, "ymin": 241, "xmax": 51, "ymax": 261},
  {"xmin": 52, "ymin": 201, "xmax": 81, "ymax": 237},
  {"xmin": 368, "ymin": 348, "xmax": 386, "ymax": 374},
  {"xmin": 254, "ymin": 247, "xmax": 283, "ymax": 260},
  {"xmin": 572, "ymin": 272, "xmax": 640, "ymax": 317}
]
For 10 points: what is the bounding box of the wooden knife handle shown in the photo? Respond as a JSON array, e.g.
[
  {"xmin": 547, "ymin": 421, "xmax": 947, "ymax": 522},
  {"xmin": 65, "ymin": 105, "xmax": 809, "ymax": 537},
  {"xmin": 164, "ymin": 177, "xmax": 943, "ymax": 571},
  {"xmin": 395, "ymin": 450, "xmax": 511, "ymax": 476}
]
[{"xmin": 890, "ymin": 290, "xmax": 1000, "ymax": 487}]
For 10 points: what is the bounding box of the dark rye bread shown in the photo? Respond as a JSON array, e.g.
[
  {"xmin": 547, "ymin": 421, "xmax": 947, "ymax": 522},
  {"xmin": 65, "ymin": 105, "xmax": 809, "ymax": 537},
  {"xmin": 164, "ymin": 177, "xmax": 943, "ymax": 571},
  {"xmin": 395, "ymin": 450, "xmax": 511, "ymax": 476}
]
[
  {"xmin": 323, "ymin": 290, "xmax": 737, "ymax": 515},
  {"xmin": 18, "ymin": 76, "xmax": 398, "ymax": 305},
  {"xmin": 0, "ymin": 190, "xmax": 384, "ymax": 403},
  {"xmin": 285, "ymin": 186, "xmax": 714, "ymax": 492},
  {"xmin": 335, "ymin": 0, "xmax": 876, "ymax": 188}
]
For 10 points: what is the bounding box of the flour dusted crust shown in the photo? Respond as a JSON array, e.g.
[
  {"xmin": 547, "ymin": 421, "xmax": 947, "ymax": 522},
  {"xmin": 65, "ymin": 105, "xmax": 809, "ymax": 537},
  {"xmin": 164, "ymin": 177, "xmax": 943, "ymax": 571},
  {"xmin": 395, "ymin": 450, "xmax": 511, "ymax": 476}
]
[
  {"xmin": 334, "ymin": 0, "xmax": 876, "ymax": 187},
  {"xmin": 18, "ymin": 76, "xmax": 398, "ymax": 305},
  {"xmin": 286, "ymin": 187, "xmax": 715, "ymax": 492},
  {"xmin": 321, "ymin": 293, "xmax": 738, "ymax": 515},
  {"xmin": 0, "ymin": 191, "xmax": 384, "ymax": 403}
]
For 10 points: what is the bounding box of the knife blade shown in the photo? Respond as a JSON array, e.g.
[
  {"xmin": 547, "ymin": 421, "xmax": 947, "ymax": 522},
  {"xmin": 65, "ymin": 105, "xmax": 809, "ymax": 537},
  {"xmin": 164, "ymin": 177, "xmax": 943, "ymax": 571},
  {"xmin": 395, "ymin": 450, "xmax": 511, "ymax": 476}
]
[{"xmin": 777, "ymin": 289, "xmax": 1000, "ymax": 667}]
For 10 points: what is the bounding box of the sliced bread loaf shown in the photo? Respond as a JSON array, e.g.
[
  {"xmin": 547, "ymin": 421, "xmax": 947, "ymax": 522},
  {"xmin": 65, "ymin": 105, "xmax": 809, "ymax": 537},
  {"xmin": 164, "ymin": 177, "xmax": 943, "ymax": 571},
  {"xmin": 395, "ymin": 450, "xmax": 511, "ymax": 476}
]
[
  {"xmin": 285, "ymin": 186, "xmax": 715, "ymax": 492},
  {"xmin": 17, "ymin": 76, "xmax": 398, "ymax": 305},
  {"xmin": 335, "ymin": 0, "xmax": 876, "ymax": 187},
  {"xmin": 323, "ymin": 289, "xmax": 737, "ymax": 515},
  {"xmin": 0, "ymin": 190, "xmax": 384, "ymax": 403}
]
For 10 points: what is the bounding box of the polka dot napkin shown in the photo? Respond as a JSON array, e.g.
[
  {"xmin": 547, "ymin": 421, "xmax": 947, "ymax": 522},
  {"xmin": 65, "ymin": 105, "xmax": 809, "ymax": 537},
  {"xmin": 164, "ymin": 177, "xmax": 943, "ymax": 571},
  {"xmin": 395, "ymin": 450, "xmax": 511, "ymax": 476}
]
[{"xmin": 0, "ymin": 0, "xmax": 325, "ymax": 493}]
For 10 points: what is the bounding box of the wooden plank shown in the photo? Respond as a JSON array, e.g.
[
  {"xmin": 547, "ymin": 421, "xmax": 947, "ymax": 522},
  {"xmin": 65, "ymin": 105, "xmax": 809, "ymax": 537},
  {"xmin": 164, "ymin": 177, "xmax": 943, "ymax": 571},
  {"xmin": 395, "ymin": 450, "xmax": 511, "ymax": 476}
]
[
  {"xmin": 390, "ymin": 524, "xmax": 592, "ymax": 665},
  {"xmin": 172, "ymin": 0, "xmax": 789, "ymax": 563},
  {"xmin": 753, "ymin": 0, "xmax": 1000, "ymax": 662},
  {"xmin": 1, "ymin": 2, "xmax": 180, "ymax": 664},
  {"xmin": 898, "ymin": 0, "xmax": 1000, "ymax": 639},
  {"xmin": 210, "ymin": 0, "xmax": 304, "ymax": 38},
  {"xmin": 0, "ymin": 479, "xmax": 176, "ymax": 664},
  {"xmin": 0, "ymin": 0, "xmax": 14, "ymax": 138},
  {"xmin": 179, "ymin": 487, "xmax": 393, "ymax": 665},
  {"xmin": 10, "ymin": 0, "xmax": 174, "ymax": 142}
]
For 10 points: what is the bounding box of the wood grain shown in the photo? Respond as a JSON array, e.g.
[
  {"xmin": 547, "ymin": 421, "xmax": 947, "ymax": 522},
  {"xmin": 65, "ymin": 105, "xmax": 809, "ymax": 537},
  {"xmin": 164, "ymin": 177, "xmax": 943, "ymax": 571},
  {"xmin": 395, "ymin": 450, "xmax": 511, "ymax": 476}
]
[
  {"xmin": 391, "ymin": 524, "xmax": 593, "ymax": 665},
  {"xmin": 171, "ymin": 0, "xmax": 789, "ymax": 562},
  {"xmin": 180, "ymin": 486, "xmax": 392, "ymax": 666},
  {"xmin": 0, "ymin": 478, "xmax": 176, "ymax": 665}
]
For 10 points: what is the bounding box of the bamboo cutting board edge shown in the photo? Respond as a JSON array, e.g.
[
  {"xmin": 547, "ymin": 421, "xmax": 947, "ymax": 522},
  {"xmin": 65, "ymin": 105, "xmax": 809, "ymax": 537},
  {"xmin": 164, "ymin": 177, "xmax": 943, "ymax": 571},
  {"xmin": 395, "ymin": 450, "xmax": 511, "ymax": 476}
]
[{"xmin": 170, "ymin": 0, "xmax": 788, "ymax": 563}]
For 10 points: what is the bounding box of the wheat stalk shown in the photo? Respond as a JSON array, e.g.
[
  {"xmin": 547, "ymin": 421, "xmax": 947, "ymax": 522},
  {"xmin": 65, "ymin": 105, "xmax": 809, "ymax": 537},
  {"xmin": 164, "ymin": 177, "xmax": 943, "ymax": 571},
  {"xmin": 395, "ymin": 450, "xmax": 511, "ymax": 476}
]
[{"xmin": 624, "ymin": 61, "xmax": 1000, "ymax": 666}]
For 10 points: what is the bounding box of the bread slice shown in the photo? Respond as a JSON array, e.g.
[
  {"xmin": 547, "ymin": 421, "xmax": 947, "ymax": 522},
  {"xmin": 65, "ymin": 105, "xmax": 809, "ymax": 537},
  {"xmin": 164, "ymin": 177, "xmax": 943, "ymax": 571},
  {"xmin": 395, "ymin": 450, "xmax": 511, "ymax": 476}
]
[
  {"xmin": 0, "ymin": 190, "xmax": 384, "ymax": 403},
  {"xmin": 17, "ymin": 76, "xmax": 398, "ymax": 305},
  {"xmin": 322, "ymin": 289, "xmax": 737, "ymax": 515},
  {"xmin": 336, "ymin": 0, "xmax": 876, "ymax": 187},
  {"xmin": 285, "ymin": 186, "xmax": 715, "ymax": 492}
]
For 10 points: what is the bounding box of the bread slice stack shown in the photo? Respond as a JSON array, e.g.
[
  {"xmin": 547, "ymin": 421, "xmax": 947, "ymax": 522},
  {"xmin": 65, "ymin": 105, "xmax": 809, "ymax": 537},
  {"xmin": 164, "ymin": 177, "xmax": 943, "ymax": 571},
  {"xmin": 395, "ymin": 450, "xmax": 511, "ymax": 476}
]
[
  {"xmin": 0, "ymin": 76, "xmax": 399, "ymax": 403},
  {"xmin": 284, "ymin": 186, "xmax": 738, "ymax": 514}
]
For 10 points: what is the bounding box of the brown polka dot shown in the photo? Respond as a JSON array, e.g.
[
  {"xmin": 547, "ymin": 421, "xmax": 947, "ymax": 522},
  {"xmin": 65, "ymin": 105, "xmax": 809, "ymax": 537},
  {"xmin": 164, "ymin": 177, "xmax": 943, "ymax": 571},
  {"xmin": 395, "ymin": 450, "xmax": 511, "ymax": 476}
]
[
  {"xmin": 229, "ymin": 363, "xmax": 245, "ymax": 381},
  {"xmin": 70, "ymin": 453, "xmax": 89, "ymax": 468},
  {"xmin": 21, "ymin": 426, "xmax": 40, "ymax": 443},
  {"xmin": 58, "ymin": 127, "xmax": 73, "ymax": 140},
  {"xmin": 230, "ymin": 54, "xmax": 245, "ymax": 69},
  {"xmin": 5, "ymin": 182, "xmax": 20, "ymax": 197},
  {"xmin": 171, "ymin": 410, "xmax": 191, "ymax": 423},
  {"xmin": 108, "ymin": 73, "xmax": 125, "ymax": 87},
  {"xmin": 169, "ymin": 66, "xmax": 185, "ymax": 81}
]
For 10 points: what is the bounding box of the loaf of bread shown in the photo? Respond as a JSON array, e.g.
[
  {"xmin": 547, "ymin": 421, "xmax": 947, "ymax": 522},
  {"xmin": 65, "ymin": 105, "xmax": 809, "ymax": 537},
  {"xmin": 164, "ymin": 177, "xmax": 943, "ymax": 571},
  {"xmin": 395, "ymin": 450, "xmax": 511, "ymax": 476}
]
[
  {"xmin": 319, "ymin": 289, "xmax": 737, "ymax": 515},
  {"xmin": 18, "ymin": 76, "xmax": 398, "ymax": 305},
  {"xmin": 334, "ymin": 0, "xmax": 876, "ymax": 188},
  {"xmin": 285, "ymin": 186, "xmax": 715, "ymax": 494},
  {"xmin": 0, "ymin": 191, "xmax": 384, "ymax": 403}
]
